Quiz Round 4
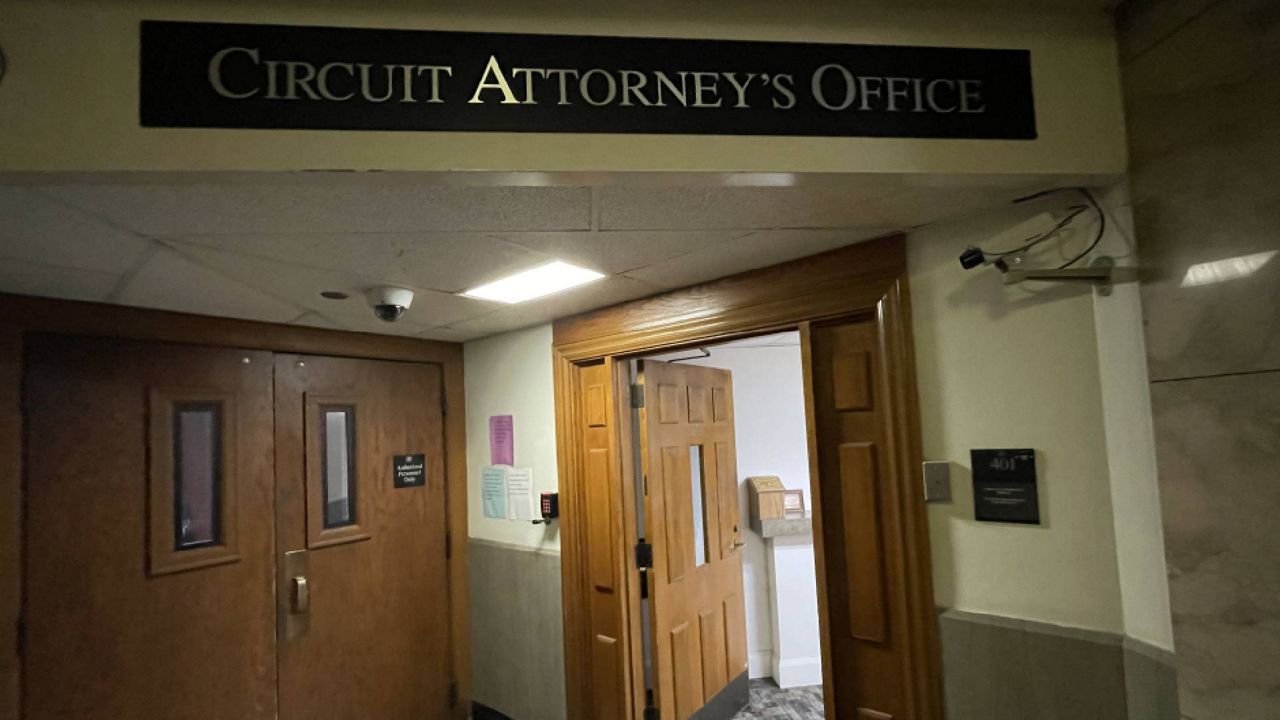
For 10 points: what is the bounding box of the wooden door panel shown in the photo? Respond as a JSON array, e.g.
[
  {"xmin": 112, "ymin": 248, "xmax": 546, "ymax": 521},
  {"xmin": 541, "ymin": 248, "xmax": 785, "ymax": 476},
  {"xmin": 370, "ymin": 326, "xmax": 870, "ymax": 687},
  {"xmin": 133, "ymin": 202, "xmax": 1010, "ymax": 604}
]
[
  {"xmin": 670, "ymin": 622, "xmax": 703, "ymax": 718},
  {"xmin": 699, "ymin": 605, "xmax": 728, "ymax": 692},
  {"xmin": 809, "ymin": 318, "xmax": 909, "ymax": 720},
  {"xmin": 24, "ymin": 336, "xmax": 277, "ymax": 720},
  {"xmin": 687, "ymin": 384, "xmax": 711, "ymax": 423},
  {"xmin": 591, "ymin": 634, "xmax": 625, "ymax": 720},
  {"xmin": 574, "ymin": 361, "xmax": 632, "ymax": 720},
  {"xmin": 642, "ymin": 361, "xmax": 747, "ymax": 720},
  {"xmin": 715, "ymin": 440, "xmax": 740, "ymax": 559},
  {"xmin": 839, "ymin": 442, "xmax": 887, "ymax": 644},
  {"xmin": 587, "ymin": 447, "xmax": 617, "ymax": 593},
  {"xmin": 723, "ymin": 593, "xmax": 748, "ymax": 677},
  {"xmin": 276, "ymin": 355, "xmax": 450, "ymax": 720},
  {"xmin": 661, "ymin": 445, "xmax": 695, "ymax": 583}
]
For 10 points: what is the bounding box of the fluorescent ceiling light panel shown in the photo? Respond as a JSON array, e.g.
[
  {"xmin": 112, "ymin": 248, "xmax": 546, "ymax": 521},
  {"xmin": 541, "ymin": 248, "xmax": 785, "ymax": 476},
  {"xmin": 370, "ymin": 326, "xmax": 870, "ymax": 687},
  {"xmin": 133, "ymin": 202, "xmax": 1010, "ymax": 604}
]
[{"xmin": 462, "ymin": 260, "xmax": 606, "ymax": 303}]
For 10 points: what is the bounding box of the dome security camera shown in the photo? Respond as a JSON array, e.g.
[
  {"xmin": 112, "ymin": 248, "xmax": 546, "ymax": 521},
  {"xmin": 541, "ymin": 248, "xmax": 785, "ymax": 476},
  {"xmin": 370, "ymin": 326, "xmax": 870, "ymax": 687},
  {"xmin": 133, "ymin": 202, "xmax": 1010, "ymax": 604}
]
[{"xmin": 364, "ymin": 286, "xmax": 414, "ymax": 322}]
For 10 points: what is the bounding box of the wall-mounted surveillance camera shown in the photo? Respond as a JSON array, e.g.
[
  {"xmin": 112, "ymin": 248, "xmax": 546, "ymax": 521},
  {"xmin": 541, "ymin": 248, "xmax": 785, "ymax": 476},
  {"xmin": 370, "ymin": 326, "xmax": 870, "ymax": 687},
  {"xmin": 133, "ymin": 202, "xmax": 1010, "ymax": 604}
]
[{"xmin": 365, "ymin": 286, "xmax": 414, "ymax": 322}]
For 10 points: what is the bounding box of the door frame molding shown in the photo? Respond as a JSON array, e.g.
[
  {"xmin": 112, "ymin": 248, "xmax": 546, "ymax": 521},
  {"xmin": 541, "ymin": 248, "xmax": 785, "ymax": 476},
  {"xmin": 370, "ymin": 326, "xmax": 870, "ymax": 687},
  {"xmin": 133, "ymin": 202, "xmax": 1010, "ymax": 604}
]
[
  {"xmin": 551, "ymin": 233, "xmax": 943, "ymax": 720},
  {"xmin": 0, "ymin": 292, "xmax": 471, "ymax": 720}
]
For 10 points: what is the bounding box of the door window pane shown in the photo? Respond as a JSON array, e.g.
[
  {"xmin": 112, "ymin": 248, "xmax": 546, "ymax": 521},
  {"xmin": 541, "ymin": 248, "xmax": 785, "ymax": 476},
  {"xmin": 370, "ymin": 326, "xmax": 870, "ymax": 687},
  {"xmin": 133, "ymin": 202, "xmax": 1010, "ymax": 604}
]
[
  {"xmin": 323, "ymin": 407, "xmax": 357, "ymax": 528},
  {"xmin": 174, "ymin": 403, "xmax": 221, "ymax": 549},
  {"xmin": 690, "ymin": 445, "xmax": 710, "ymax": 567}
]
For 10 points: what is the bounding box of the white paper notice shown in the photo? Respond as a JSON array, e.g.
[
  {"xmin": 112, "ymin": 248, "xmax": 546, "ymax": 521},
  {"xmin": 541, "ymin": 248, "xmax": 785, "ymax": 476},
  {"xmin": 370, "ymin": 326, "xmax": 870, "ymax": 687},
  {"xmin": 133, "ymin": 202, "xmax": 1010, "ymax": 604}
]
[
  {"xmin": 505, "ymin": 467, "xmax": 535, "ymax": 521},
  {"xmin": 481, "ymin": 466, "xmax": 508, "ymax": 520}
]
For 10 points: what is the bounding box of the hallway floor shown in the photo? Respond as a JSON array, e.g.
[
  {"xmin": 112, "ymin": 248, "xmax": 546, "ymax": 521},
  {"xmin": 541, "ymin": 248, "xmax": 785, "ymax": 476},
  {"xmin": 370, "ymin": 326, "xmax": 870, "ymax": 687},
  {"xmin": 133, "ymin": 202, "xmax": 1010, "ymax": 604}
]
[{"xmin": 733, "ymin": 679, "xmax": 825, "ymax": 719}]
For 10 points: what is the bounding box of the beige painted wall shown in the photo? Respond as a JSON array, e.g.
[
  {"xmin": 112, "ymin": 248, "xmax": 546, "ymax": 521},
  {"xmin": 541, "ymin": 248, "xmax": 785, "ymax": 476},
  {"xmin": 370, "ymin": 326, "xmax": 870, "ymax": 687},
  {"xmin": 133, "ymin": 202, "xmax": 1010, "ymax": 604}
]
[
  {"xmin": 464, "ymin": 324, "xmax": 561, "ymax": 552},
  {"xmin": 909, "ymin": 196, "xmax": 1125, "ymax": 634},
  {"xmin": 0, "ymin": 0, "xmax": 1126, "ymax": 176}
]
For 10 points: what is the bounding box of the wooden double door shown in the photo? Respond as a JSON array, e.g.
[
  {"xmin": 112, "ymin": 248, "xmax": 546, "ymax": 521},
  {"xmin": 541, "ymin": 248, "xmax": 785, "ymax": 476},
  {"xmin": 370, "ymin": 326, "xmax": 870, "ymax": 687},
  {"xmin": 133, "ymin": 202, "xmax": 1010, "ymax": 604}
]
[{"xmin": 21, "ymin": 335, "xmax": 453, "ymax": 720}]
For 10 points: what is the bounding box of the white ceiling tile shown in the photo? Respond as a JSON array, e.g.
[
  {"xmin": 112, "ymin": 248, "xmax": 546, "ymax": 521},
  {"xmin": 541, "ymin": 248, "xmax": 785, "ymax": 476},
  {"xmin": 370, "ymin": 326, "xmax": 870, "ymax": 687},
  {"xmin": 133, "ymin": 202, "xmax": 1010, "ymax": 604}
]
[
  {"xmin": 315, "ymin": 313, "xmax": 441, "ymax": 338},
  {"xmin": 0, "ymin": 257, "xmax": 120, "ymax": 302},
  {"xmin": 3, "ymin": 175, "xmax": 1051, "ymax": 342},
  {"xmin": 447, "ymin": 275, "xmax": 660, "ymax": 336},
  {"xmin": 165, "ymin": 240, "xmax": 495, "ymax": 328},
  {"xmin": 415, "ymin": 327, "xmax": 489, "ymax": 343},
  {"xmin": 0, "ymin": 187, "xmax": 151, "ymax": 273},
  {"xmin": 491, "ymin": 230, "xmax": 745, "ymax": 274},
  {"xmin": 40, "ymin": 184, "xmax": 593, "ymax": 235},
  {"xmin": 623, "ymin": 228, "xmax": 891, "ymax": 289},
  {"xmin": 290, "ymin": 309, "xmax": 443, "ymax": 339},
  {"xmin": 115, "ymin": 247, "xmax": 302, "ymax": 323},
  {"xmin": 172, "ymin": 232, "xmax": 548, "ymax": 293},
  {"xmin": 290, "ymin": 311, "xmax": 344, "ymax": 330}
]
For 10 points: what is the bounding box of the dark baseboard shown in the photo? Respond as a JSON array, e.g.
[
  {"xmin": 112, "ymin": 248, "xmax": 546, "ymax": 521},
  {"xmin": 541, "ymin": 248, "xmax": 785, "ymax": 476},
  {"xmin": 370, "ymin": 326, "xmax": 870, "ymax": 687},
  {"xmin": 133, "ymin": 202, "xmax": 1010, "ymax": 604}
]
[
  {"xmin": 691, "ymin": 671, "xmax": 750, "ymax": 720},
  {"xmin": 472, "ymin": 701, "xmax": 516, "ymax": 720}
]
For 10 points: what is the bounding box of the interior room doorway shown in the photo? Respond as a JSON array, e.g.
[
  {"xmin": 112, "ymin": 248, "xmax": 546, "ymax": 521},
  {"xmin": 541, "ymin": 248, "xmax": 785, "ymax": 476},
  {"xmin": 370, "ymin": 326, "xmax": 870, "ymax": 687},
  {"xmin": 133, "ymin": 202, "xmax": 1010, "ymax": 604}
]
[
  {"xmin": 552, "ymin": 235, "xmax": 944, "ymax": 720},
  {"xmin": 633, "ymin": 331, "xmax": 825, "ymax": 720}
]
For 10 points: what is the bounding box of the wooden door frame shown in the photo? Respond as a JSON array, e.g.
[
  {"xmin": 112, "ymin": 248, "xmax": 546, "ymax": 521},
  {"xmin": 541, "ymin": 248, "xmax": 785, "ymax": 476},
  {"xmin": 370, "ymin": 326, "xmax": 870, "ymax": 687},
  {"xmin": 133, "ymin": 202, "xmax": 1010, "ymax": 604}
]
[
  {"xmin": 0, "ymin": 292, "xmax": 470, "ymax": 720},
  {"xmin": 552, "ymin": 233, "xmax": 943, "ymax": 720}
]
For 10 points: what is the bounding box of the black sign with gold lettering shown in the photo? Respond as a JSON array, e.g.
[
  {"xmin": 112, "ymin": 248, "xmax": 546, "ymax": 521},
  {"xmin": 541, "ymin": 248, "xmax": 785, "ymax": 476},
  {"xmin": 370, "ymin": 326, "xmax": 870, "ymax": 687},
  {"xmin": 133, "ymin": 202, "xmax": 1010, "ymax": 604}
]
[{"xmin": 139, "ymin": 20, "xmax": 1037, "ymax": 139}]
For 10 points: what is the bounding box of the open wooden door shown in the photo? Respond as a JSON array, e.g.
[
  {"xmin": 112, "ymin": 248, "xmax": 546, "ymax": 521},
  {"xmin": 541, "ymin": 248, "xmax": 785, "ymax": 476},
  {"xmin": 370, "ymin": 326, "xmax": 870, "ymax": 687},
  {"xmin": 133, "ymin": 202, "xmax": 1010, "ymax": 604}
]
[
  {"xmin": 803, "ymin": 316, "xmax": 919, "ymax": 720},
  {"xmin": 638, "ymin": 360, "xmax": 748, "ymax": 720}
]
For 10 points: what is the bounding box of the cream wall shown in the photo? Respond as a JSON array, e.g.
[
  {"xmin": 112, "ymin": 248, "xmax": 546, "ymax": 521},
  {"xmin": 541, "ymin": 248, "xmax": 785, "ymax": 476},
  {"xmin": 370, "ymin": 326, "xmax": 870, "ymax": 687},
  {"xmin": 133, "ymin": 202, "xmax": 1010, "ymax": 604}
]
[
  {"xmin": 912, "ymin": 186, "xmax": 1173, "ymax": 645},
  {"xmin": 909, "ymin": 195, "xmax": 1126, "ymax": 633},
  {"xmin": 1091, "ymin": 183, "xmax": 1174, "ymax": 651},
  {"xmin": 0, "ymin": 0, "xmax": 1125, "ymax": 176},
  {"xmin": 464, "ymin": 324, "xmax": 560, "ymax": 551}
]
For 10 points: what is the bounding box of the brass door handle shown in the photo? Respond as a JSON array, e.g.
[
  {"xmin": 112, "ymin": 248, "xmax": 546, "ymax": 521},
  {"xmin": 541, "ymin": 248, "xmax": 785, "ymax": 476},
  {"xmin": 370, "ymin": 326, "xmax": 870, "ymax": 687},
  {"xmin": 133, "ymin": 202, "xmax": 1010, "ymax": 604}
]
[{"xmin": 290, "ymin": 575, "xmax": 310, "ymax": 614}]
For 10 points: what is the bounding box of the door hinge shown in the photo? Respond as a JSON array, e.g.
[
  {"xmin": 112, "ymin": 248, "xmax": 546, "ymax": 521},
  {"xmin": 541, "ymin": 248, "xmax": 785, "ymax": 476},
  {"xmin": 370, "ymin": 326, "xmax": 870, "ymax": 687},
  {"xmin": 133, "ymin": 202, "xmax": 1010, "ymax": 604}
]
[
  {"xmin": 630, "ymin": 383, "xmax": 645, "ymax": 409},
  {"xmin": 639, "ymin": 568, "xmax": 650, "ymax": 600},
  {"xmin": 445, "ymin": 532, "xmax": 452, "ymax": 560},
  {"xmin": 448, "ymin": 680, "xmax": 458, "ymax": 707},
  {"xmin": 635, "ymin": 541, "xmax": 653, "ymax": 569}
]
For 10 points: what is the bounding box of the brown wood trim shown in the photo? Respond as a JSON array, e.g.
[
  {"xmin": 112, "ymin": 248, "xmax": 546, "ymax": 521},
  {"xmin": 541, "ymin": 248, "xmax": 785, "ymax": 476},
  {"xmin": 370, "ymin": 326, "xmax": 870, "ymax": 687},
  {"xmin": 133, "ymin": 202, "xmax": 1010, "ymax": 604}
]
[
  {"xmin": 798, "ymin": 320, "xmax": 838, "ymax": 714},
  {"xmin": 442, "ymin": 358, "xmax": 471, "ymax": 717},
  {"xmin": 554, "ymin": 348, "xmax": 591, "ymax": 720},
  {"xmin": 0, "ymin": 294, "xmax": 471, "ymax": 720},
  {"xmin": 880, "ymin": 280, "xmax": 945, "ymax": 720},
  {"xmin": 0, "ymin": 292, "xmax": 462, "ymax": 365},
  {"xmin": 552, "ymin": 233, "xmax": 942, "ymax": 720},
  {"xmin": 553, "ymin": 234, "xmax": 907, "ymax": 361}
]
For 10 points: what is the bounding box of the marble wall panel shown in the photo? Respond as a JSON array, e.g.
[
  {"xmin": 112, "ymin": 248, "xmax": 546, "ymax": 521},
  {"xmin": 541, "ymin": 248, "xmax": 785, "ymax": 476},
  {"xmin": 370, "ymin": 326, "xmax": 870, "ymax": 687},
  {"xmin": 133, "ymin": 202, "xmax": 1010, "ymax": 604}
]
[
  {"xmin": 1121, "ymin": 0, "xmax": 1280, "ymax": 716},
  {"xmin": 1150, "ymin": 374, "xmax": 1280, "ymax": 719},
  {"xmin": 1123, "ymin": 0, "xmax": 1280, "ymax": 381}
]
